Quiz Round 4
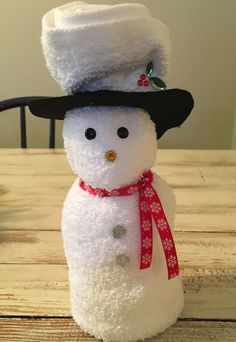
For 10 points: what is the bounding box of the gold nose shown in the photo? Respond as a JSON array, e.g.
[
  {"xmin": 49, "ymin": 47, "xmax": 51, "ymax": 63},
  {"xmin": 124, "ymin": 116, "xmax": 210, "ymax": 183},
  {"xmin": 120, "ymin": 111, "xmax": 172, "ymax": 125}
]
[{"xmin": 105, "ymin": 150, "xmax": 117, "ymax": 162}]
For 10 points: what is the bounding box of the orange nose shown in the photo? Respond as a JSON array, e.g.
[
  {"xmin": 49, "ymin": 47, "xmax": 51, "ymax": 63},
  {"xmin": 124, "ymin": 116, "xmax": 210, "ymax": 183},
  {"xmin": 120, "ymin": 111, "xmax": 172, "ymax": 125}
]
[{"xmin": 105, "ymin": 150, "xmax": 117, "ymax": 162}]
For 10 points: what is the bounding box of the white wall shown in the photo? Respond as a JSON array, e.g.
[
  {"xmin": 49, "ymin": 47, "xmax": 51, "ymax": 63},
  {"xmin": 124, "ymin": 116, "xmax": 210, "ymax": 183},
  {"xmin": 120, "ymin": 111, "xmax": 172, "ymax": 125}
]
[{"xmin": 0, "ymin": 0, "xmax": 235, "ymax": 148}]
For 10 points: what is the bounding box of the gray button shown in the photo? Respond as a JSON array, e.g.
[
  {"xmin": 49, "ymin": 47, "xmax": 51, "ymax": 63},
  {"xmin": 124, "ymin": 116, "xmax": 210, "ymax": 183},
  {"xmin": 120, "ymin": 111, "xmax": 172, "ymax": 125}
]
[
  {"xmin": 112, "ymin": 225, "xmax": 127, "ymax": 239},
  {"xmin": 116, "ymin": 254, "xmax": 130, "ymax": 267}
]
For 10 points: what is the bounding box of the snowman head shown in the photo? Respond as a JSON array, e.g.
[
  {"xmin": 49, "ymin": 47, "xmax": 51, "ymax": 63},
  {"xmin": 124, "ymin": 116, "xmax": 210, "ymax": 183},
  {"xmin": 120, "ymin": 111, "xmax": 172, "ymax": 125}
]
[{"xmin": 63, "ymin": 106, "xmax": 157, "ymax": 190}]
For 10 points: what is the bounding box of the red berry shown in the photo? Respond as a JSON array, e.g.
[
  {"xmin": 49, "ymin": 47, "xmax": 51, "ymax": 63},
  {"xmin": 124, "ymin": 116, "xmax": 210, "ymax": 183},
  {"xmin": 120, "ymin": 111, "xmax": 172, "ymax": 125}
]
[
  {"xmin": 140, "ymin": 74, "xmax": 146, "ymax": 80},
  {"xmin": 144, "ymin": 80, "xmax": 150, "ymax": 87},
  {"xmin": 138, "ymin": 80, "xmax": 143, "ymax": 87}
]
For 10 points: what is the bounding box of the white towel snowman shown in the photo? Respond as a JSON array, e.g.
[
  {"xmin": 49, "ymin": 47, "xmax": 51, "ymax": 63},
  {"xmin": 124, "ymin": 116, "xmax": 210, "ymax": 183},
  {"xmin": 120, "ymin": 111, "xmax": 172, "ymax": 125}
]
[{"xmin": 29, "ymin": 2, "xmax": 194, "ymax": 341}]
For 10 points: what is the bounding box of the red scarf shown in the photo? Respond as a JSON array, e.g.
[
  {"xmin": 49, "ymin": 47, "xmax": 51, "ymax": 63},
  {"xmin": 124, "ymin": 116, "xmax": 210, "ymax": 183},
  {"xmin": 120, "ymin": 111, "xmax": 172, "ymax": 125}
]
[{"xmin": 79, "ymin": 170, "xmax": 179, "ymax": 279}]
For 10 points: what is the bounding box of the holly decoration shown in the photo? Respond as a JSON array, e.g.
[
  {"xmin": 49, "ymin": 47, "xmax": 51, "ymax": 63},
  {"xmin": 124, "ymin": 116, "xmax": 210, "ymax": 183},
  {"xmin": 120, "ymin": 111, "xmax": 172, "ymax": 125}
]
[{"xmin": 137, "ymin": 61, "xmax": 167, "ymax": 90}]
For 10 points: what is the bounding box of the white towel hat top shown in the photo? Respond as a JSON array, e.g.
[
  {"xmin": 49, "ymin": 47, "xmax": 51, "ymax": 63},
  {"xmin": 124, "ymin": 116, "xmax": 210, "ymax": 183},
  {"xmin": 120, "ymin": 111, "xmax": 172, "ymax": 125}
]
[
  {"xmin": 54, "ymin": 2, "xmax": 150, "ymax": 27},
  {"xmin": 42, "ymin": 1, "xmax": 171, "ymax": 94}
]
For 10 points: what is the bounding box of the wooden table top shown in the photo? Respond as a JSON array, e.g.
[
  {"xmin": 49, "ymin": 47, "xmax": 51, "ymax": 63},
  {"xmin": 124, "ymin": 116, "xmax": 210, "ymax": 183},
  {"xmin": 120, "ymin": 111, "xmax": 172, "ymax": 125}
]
[{"xmin": 0, "ymin": 149, "xmax": 235, "ymax": 341}]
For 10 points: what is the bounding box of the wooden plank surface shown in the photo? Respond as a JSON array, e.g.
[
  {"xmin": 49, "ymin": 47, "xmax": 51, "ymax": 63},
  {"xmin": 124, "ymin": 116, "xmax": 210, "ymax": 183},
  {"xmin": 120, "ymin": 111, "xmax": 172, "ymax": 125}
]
[
  {"xmin": 0, "ymin": 149, "xmax": 236, "ymax": 339},
  {"xmin": 1, "ymin": 204, "xmax": 235, "ymax": 232},
  {"xmin": 1, "ymin": 149, "xmax": 236, "ymax": 233},
  {"xmin": 0, "ymin": 318, "xmax": 235, "ymax": 342},
  {"xmin": 1, "ymin": 229, "xmax": 235, "ymax": 318},
  {"xmin": 0, "ymin": 149, "xmax": 235, "ymax": 171},
  {"xmin": 0, "ymin": 230, "xmax": 235, "ymax": 268},
  {"xmin": 0, "ymin": 264, "xmax": 235, "ymax": 319}
]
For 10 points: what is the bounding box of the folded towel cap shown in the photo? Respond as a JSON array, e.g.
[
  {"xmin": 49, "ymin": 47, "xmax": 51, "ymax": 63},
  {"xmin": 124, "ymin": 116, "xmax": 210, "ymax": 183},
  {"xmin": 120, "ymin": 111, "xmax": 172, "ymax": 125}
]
[{"xmin": 42, "ymin": 1, "xmax": 171, "ymax": 94}]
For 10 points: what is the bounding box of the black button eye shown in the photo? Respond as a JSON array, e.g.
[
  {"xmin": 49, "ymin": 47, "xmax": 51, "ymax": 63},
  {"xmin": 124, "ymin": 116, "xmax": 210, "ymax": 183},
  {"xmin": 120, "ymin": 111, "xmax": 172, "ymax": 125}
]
[
  {"xmin": 85, "ymin": 128, "xmax": 96, "ymax": 140},
  {"xmin": 117, "ymin": 127, "xmax": 129, "ymax": 139}
]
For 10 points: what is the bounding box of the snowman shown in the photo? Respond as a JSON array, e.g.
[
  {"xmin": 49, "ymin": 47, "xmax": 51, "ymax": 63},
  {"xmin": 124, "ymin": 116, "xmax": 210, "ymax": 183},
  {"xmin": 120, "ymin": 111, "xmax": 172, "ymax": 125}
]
[{"xmin": 30, "ymin": 2, "xmax": 194, "ymax": 341}]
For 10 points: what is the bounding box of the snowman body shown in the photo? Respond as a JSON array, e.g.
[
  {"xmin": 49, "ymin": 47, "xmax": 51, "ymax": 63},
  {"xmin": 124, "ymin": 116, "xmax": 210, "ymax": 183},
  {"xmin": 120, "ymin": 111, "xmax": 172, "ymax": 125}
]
[{"xmin": 62, "ymin": 106, "xmax": 184, "ymax": 341}]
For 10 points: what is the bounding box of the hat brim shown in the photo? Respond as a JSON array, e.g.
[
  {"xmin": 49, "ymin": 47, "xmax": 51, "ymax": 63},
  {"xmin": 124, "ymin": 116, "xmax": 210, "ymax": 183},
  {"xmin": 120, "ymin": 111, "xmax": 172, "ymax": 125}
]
[{"xmin": 29, "ymin": 89, "xmax": 194, "ymax": 139}]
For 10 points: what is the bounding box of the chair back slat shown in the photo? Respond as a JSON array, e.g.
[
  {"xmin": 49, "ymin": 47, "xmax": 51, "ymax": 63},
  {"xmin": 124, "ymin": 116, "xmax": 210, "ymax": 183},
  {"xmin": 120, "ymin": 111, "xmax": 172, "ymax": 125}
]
[
  {"xmin": 0, "ymin": 97, "xmax": 55, "ymax": 148},
  {"xmin": 49, "ymin": 119, "xmax": 56, "ymax": 149},
  {"xmin": 20, "ymin": 106, "xmax": 27, "ymax": 148}
]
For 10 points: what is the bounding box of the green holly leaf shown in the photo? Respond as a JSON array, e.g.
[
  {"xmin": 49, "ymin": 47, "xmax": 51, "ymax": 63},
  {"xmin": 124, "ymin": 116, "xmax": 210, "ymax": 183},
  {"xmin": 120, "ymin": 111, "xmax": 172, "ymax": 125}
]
[
  {"xmin": 149, "ymin": 77, "xmax": 167, "ymax": 90},
  {"xmin": 146, "ymin": 62, "xmax": 154, "ymax": 78}
]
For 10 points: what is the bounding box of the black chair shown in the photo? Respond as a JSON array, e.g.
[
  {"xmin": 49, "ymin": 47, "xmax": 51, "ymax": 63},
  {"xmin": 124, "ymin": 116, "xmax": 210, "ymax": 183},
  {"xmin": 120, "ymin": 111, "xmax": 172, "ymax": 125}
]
[{"xmin": 0, "ymin": 97, "xmax": 55, "ymax": 148}]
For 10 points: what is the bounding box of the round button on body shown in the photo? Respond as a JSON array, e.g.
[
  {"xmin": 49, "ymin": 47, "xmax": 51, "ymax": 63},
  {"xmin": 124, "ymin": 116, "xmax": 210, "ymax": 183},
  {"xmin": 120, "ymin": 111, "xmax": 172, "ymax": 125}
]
[
  {"xmin": 116, "ymin": 254, "xmax": 130, "ymax": 267},
  {"xmin": 112, "ymin": 225, "xmax": 127, "ymax": 239}
]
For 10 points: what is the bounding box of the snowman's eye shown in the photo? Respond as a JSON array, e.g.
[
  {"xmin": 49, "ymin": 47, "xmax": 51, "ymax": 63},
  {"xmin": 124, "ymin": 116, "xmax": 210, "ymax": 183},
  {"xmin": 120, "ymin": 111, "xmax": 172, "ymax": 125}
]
[
  {"xmin": 85, "ymin": 128, "xmax": 96, "ymax": 140},
  {"xmin": 117, "ymin": 127, "xmax": 129, "ymax": 139}
]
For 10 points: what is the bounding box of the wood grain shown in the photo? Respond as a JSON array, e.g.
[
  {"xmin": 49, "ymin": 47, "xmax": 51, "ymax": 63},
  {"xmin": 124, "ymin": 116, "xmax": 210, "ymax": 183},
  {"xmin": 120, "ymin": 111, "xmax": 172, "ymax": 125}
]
[
  {"xmin": 1, "ymin": 152, "xmax": 235, "ymax": 234},
  {"xmin": 0, "ymin": 265, "xmax": 69, "ymax": 316},
  {"xmin": 0, "ymin": 230, "xmax": 235, "ymax": 268},
  {"xmin": 1, "ymin": 175, "xmax": 235, "ymax": 204},
  {"xmin": 0, "ymin": 149, "xmax": 235, "ymax": 338},
  {"xmin": 0, "ymin": 264, "xmax": 235, "ymax": 318},
  {"xmin": 0, "ymin": 149, "xmax": 70, "ymax": 176},
  {"xmin": 0, "ymin": 170, "xmax": 236, "ymax": 232},
  {"xmin": 1, "ymin": 204, "xmax": 235, "ymax": 233},
  {"xmin": 0, "ymin": 149, "xmax": 235, "ymax": 172},
  {"xmin": 0, "ymin": 318, "xmax": 235, "ymax": 342}
]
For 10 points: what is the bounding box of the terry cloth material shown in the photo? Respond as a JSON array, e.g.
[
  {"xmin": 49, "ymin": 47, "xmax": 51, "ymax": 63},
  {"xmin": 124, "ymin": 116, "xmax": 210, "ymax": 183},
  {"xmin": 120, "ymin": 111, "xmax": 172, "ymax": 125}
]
[
  {"xmin": 62, "ymin": 106, "xmax": 184, "ymax": 341},
  {"xmin": 42, "ymin": 2, "xmax": 171, "ymax": 94},
  {"xmin": 62, "ymin": 172, "xmax": 184, "ymax": 341},
  {"xmin": 79, "ymin": 169, "xmax": 179, "ymax": 278}
]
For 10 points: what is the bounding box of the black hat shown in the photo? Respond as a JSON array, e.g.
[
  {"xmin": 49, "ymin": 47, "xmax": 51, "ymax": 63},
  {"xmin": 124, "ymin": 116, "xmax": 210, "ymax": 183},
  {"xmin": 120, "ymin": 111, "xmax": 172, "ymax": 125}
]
[{"xmin": 29, "ymin": 89, "xmax": 194, "ymax": 139}]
